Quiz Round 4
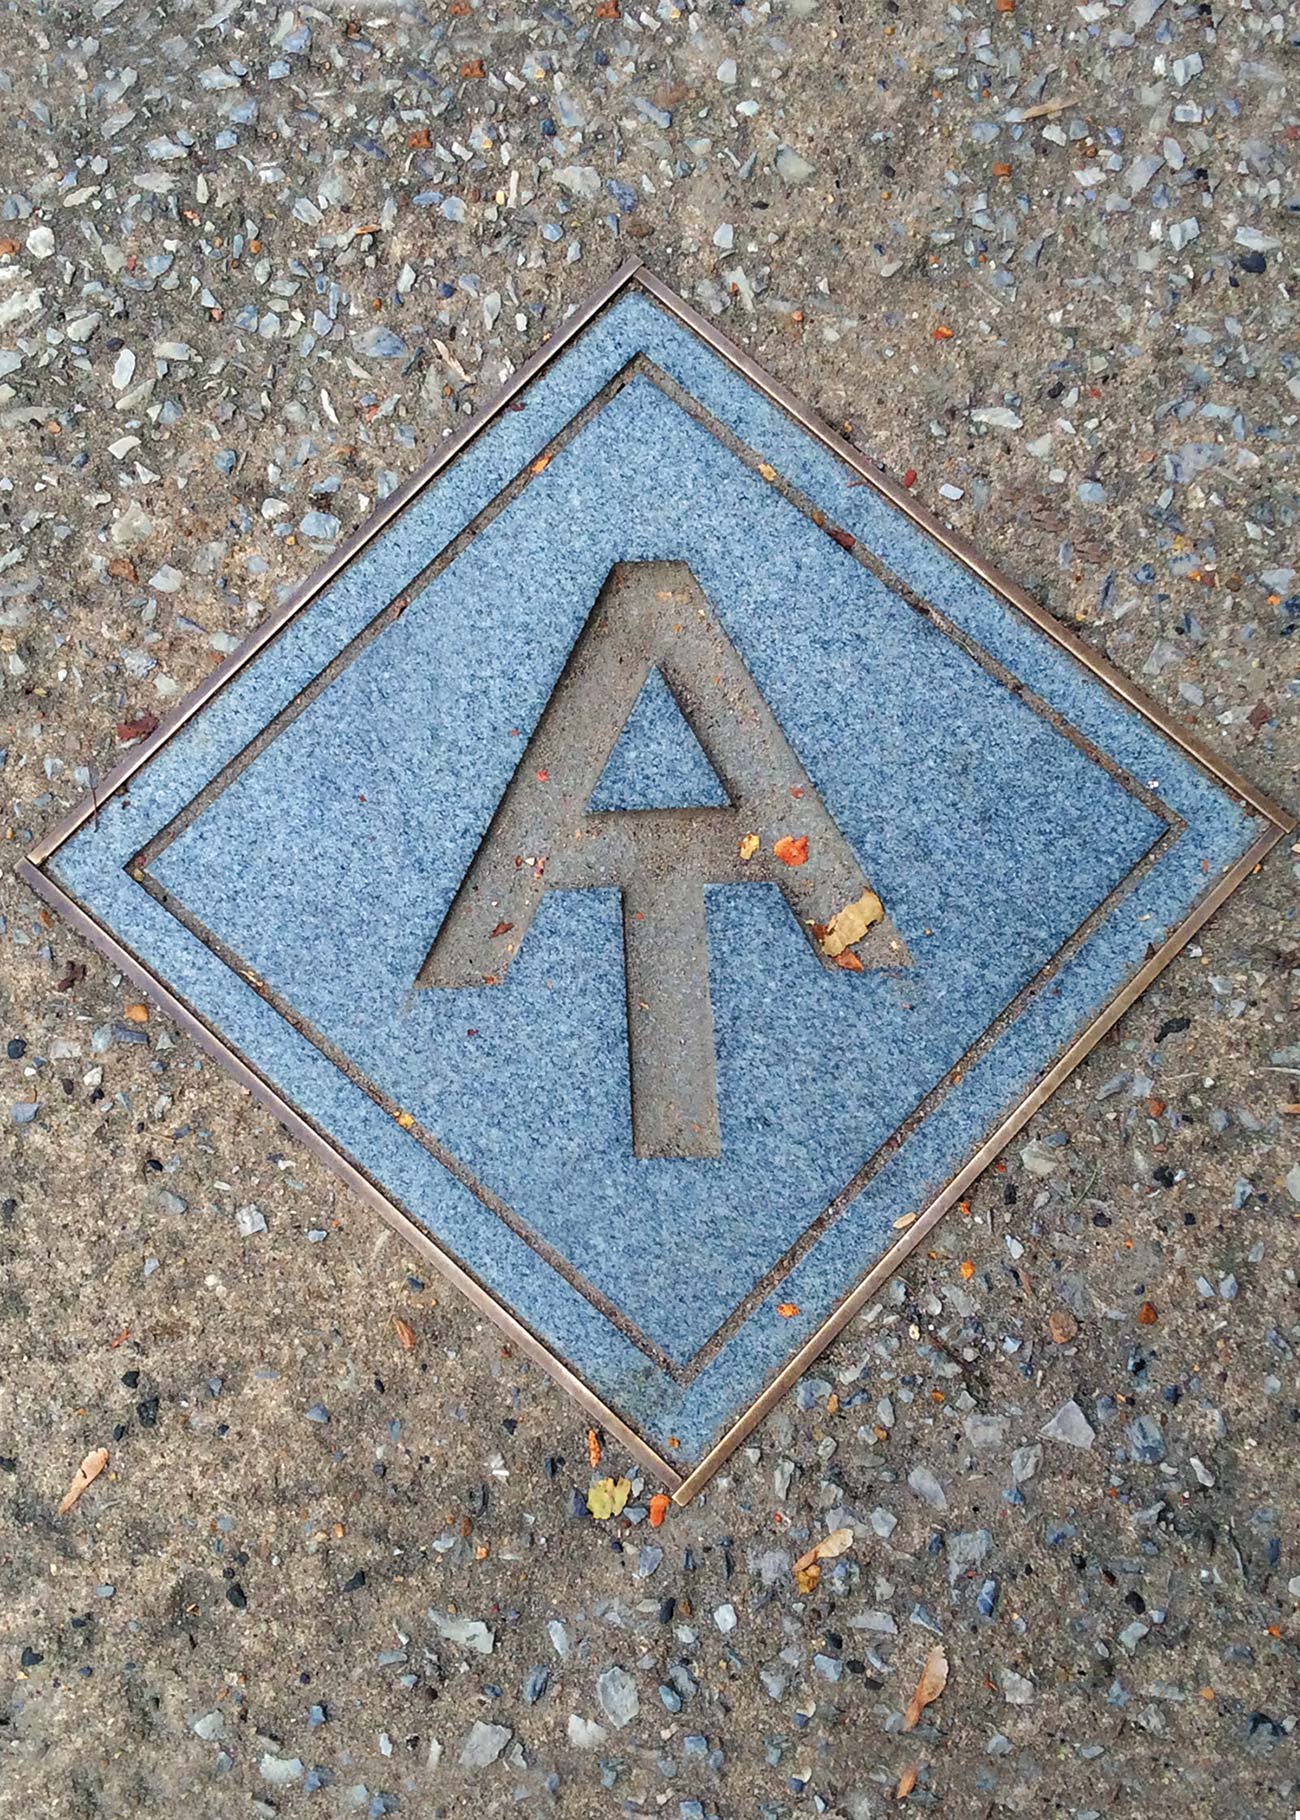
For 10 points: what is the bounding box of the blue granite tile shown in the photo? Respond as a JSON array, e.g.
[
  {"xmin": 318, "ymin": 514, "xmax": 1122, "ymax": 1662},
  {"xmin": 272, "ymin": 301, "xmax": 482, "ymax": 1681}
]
[
  {"xmin": 48, "ymin": 285, "xmax": 1261, "ymax": 1470},
  {"xmin": 589, "ymin": 669, "xmax": 729, "ymax": 811}
]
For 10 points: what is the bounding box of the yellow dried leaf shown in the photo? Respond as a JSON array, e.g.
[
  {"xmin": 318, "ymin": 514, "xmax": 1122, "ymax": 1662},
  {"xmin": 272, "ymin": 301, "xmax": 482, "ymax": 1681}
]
[
  {"xmin": 793, "ymin": 1526, "xmax": 854, "ymax": 1577},
  {"xmin": 396, "ymin": 1109, "xmax": 415, "ymax": 1129},
  {"xmin": 902, "ymin": 1644, "xmax": 948, "ymax": 1731},
  {"xmin": 794, "ymin": 1561, "xmax": 821, "ymax": 1594},
  {"xmin": 738, "ymin": 832, "xmax": 760, "ymax": 862},
  {"xmin": 57, "ymin": 1446, "xmax": 109, "ymax": 1515},
  {"xmin": 123, "ymin": 1002, "xmax": 150, "ymax": 1024},
  {"xmin": 819, "ymin": 888, "xmax": 885, "ymax": 958},
  {"xmin": 757, "ymin": 461, "xmax": 777, "ymax": 482},
  {"xmin": 586, "ymin": 1475, "xmax": 632, "ymax": 1520}
]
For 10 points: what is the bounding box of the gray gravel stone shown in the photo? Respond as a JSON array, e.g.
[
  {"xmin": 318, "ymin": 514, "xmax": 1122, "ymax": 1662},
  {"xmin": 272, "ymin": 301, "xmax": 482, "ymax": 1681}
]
[
  {"xmin": 596, "ymin": 1666, "xmax": 640, "ymax": 1729},
  {"xmin": 457, "ymin": 1721, "xmax": 510, "ymax": 1769},
  {"xmin": 1042, "ymin": 1400, "xmax": 1097, "ymax": 1449}
]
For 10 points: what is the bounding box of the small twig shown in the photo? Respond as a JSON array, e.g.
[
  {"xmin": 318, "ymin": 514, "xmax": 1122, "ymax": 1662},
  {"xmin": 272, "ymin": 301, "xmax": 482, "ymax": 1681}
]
[{"xmin": 1020, "ymin": 94, "xmax": 1081, "ymax": 120}]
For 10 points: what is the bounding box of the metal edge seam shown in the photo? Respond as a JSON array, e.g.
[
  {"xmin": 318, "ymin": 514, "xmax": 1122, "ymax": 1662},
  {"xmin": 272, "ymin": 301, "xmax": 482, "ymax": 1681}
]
[
  {"xmin": 631, "ymin": 268, "xmax": 1295, "ymax": 839},
  {"xmin": 669, "ymin": 820, "xmax": 1287, "ymax": 1502},
  {"xmin": 17, "ymin": 855, "xmax": 684, "ymax": 1496},
  {"xmin": 26, "ymin": 258, "xmax": 647, "ymax": 868}
]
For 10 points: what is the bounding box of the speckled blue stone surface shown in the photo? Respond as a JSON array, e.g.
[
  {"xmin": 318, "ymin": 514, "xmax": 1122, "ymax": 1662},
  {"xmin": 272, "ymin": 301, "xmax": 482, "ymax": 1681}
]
[
  {"xmin": 51, "ymin": 286, "xmax": 1259, "ymax": 1469},
  {"xmin": 590, "ymin": 669, "xmax": 729, "ymax": 812}
]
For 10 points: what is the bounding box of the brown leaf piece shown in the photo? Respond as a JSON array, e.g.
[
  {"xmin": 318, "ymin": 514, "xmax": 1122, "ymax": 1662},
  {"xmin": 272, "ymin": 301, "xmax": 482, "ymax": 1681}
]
[
  {"xmin": 793, "ymin": 1526, "xmax": 853, "ymax": 1577},
  {"xmin": 819, "ymin": 888, "xmax": 885, "ymax": 958},
  {"xmin": 393, "ymin": 1316, "xmax": 417, "ymax": 1351},
  {"xmin": 773, "ymin": 834, "xmax": 809, "ymax": 867},
  {"xmin": 117, "ymin": 712, "xmax": 159, "ymax": 743},
  {"xmin": 902, "ymin": 1644, "xmax": 949, "ymax": 1731},
  {"xmin": 896, "ymin": 1764, "xmax": 919, "ymax": 1799},
  {"xmin": 57, "ymin": 1446, "xmax": 109, "ymax": 1515},
  {"xmin": 793, "ymin": 1525, "xmax": 853, "ymax": 1592}
]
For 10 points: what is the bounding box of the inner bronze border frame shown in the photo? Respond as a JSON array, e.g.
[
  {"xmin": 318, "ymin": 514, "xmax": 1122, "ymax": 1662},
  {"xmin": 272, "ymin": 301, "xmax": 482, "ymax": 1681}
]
[
  {"xmin": 126, "ymin": 352, "xmax": 1178, "ymax": 1388},
  {"xmin": 18, "ymin": 261, "xmax": 1294, "ymax": 1504}
]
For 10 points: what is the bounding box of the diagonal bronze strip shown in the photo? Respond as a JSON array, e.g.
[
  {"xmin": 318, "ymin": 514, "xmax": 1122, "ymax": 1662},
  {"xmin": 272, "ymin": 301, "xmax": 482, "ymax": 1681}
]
[
  {"xmin": 17, "ymin": 855, "xmax": 684, "ymax": 1495},
  {"xmin": 670, "ymin": 821, "xmax": 1290, "ymax": 1501}
]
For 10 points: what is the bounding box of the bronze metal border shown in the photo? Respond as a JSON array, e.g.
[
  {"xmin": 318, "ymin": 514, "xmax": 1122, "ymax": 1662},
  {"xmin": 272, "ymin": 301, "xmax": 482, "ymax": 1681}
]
[
  {"xmin": 16, "ymin": 853, "xmax": 686, "ymax": 1497},
  {"xmin": 124, "ymin": 350, "xmax": 1182, "ymax": 1386},
  {"xmin": 18, "ymin": 260, "xmax": 1294, "ymax": 1507}
]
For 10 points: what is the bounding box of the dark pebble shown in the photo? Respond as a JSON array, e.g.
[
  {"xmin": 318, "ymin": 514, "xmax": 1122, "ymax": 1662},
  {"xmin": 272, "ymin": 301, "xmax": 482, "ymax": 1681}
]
[
  {"xmin": 226, "ymin": 1583, "xmax": 247, "ymax": 1610},
  {"xmin": 340, "ymin": 1569, "xmax": 366, "ymax": 1593}
]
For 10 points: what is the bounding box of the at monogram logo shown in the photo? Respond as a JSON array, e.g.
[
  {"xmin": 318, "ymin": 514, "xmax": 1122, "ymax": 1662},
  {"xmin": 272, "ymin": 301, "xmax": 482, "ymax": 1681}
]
[{"xmin": 420, "ymin": 561, "xmax": 907, "ymax": 1159}]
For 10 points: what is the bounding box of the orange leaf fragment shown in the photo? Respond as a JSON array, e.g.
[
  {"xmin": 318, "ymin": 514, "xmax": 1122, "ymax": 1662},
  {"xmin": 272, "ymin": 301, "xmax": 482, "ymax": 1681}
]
[
  {"xmin": 587, "ymin": 1427, "xmax": 602, "ymax": 1469},
  {"xmin": 896, "ymin": 1764, "xmax": 919, "ymax": 1799},
  {"xmin": 1137, "ymin": 1300, "xmax": 1158, "ymax": 1326},
  {"xmin": 460, "ymin": 57, "xmax": 485, "ymax": 77},
  {"xmin": 777, "ymin": 1302, "xmax": 799, "ymax": 1318},
  {"xmin": 124, "ymin": 1002, "xmax": 149, "ymax": 1024},
  {"xmin": 959, "ymin": 1259, "xmax": 975, "ymax": 1279},
  {"xmin": 835, "ymin": 951, "xmax": 865, "ymax": 972},
  {"xmin": 57, "ymin": 1447, "xmax": 110, "ymax": 1516},
  {"xmin": 396, "ymin": 1110, "xmax": 415, "ymax": 1130},
  {"xmin": 648, "ymin": 1492, "xmax": 671, "ymax": 1528},
  {"xmin": 902, "ymin": 1644, "xmax": 949, "ymax": 1730},
  {"xmin": 932, "ymin": 324, "xmax": 955, "ymax": 341},
  {"xmin": 773, "ymin": 834, "xmax": 809, "ymax": 867},
  {"xmin": 595, "ymin": 0, "xmax": 619, "ymax": 14},
  {"xmin": 531, "ymin": 452, "xmax": 552, "ymax": 475},
  {"xmin": 793, "ymin": 1527, "xmax": 853, "ymax": 1581},
  {"xmin": 393, "ymin": 1316, "xmax": 417, "ymax": 1351}
]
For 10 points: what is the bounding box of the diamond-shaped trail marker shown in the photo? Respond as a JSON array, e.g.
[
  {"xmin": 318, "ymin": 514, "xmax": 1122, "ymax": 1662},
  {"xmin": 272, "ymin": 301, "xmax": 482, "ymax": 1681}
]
[{"xmin": 24, "ymin": 263, "xmax": 1291, "ymax": 1502}]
